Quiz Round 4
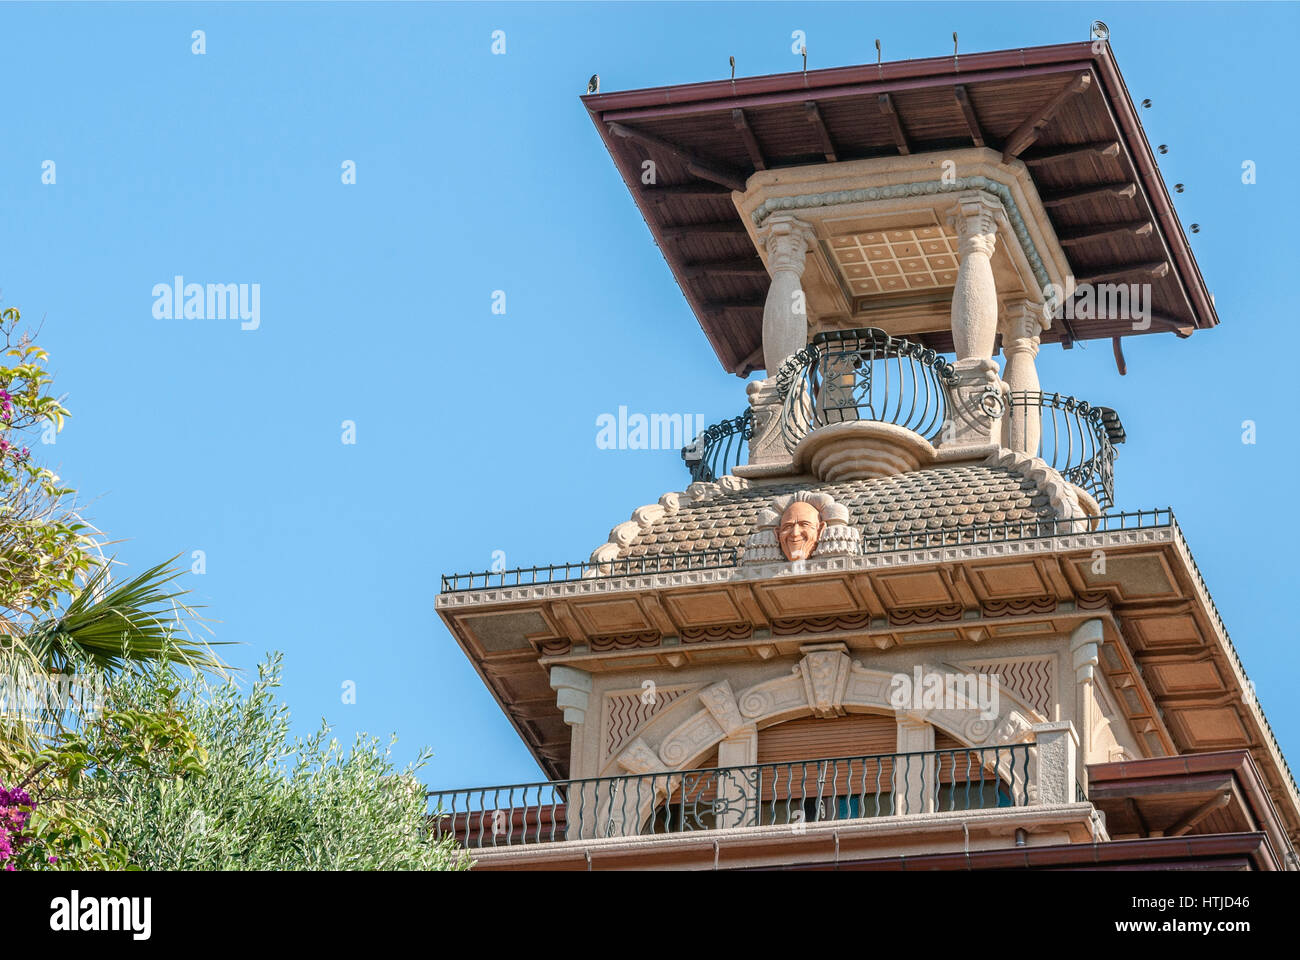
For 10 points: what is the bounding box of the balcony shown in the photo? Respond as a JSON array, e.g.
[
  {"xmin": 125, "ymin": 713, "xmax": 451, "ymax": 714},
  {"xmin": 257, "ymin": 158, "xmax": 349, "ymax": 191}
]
[
  {"xmin": 776, "ymin": 328, "xmax": 957, "ymax": 450},
  {"xmin": 681, "ymin": 327, "xmax": 1123, "ymax": 506},
  {"xmin": 429, "ymin": 740, "xmax": 1070, "ymax": 851},
  {"xmin": 1006, "ymin": 391, "xmax": 1124, "ymax": 511}
]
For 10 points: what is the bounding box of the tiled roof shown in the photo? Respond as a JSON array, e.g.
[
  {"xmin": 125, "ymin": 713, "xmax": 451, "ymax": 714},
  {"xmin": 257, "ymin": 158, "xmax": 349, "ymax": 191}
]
[{"xmin": 617, "ymin": 465, "xmax": 1057, "ymax": 559}]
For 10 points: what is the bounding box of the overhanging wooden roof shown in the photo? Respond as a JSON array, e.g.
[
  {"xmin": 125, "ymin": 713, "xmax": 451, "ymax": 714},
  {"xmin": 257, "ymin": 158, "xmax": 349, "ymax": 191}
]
[{"xmin": 583, "ymin": 41, "xmax": 1219, "ymax": 376}]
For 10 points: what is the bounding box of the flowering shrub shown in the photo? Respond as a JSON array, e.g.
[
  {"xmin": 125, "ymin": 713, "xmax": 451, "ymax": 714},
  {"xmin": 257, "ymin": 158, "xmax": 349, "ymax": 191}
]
[{"xmin": 0, "ymin": 784, "xmax": 34, "ymax": 870}]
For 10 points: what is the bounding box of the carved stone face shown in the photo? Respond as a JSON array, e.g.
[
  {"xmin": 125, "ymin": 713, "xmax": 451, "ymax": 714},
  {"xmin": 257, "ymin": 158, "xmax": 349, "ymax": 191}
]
[{"xmin": 777, "ymin": 501, "xmax": 825, "ymax": 561}]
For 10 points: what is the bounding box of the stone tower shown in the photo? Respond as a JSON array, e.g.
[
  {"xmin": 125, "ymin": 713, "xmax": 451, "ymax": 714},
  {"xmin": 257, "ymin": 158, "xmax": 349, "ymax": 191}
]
[{"xmin": 434, "ymin": 39, "xmax": 1298, "ymax": 870}]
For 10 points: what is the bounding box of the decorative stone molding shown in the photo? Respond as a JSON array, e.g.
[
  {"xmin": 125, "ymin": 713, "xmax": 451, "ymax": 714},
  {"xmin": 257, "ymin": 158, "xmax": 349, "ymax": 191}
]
[
  {"xmin": 616, "ymin": 736, "xmax": 669, "ymax": 775},
  {"xmin": 643, "ymin": 654, "xmax": 1043, "ymax": 774},
  {"xmin": 549, "ymin": 665, "xmax": 593, "ymax": 726},
  {"xmin": 680, "ymin": 622, "xmax": 753, "ymax": 644},
  {"xmin": 798, "ymin": 645, "xmax": 852, "ymax": 718},
  {"xmin": 742, "ymin": 491, "xmax": 861, "ymax": 564},
  {"xmin": 985, "ymin": 447, "xmax": 1086, "ymax": 525},
  {"xmin": 604, "ymin": 686, "xmax": 689, "ymax": 760},
  {"xmin": 960, "ymin": 656, "xmax": 1054, "ymax": 718},
  {"xmin": 698, "ymin": 680, "xmax": 746, "ymax": 737},
  {"xmin": 770, "ymin": 612, "xmax": 874, "ymax": 637},
  {"xmin": 585, "ymin": 477, "xmax": 753, "ymax": 573},
  {"xmin": 658, "ymin": 706, "xmax": 726, "ymax": 768},
  {"xmin": 758, "ymin": 215, "xmax": 818, "ymax": 373},
  {"xmin": 792, "ymin": 420, "xmax": 937, "ymax": 482}
]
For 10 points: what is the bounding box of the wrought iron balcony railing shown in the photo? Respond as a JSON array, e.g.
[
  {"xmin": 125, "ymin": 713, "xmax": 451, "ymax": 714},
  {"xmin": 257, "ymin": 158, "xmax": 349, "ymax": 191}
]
[
  {"xmin": 682, "ymin": 410, "xmax": 751, "ymax": 483},
  {"xmin": 776, "ymin": 327, "xmax": 958, "ymax": 453},
  {"xmin": 429, "ymin": 743, "xmax": 1032, "ymax": 849},
  {"xmin": 1006, "ymin": 391, "xmax": 1124, "ymax": 512}
]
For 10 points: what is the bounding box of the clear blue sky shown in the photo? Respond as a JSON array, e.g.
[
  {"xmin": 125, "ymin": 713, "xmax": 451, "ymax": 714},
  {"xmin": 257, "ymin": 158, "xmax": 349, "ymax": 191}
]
[{"xmin": 2, "ymin": 1, "xmax": 1296, "ymax": 791}]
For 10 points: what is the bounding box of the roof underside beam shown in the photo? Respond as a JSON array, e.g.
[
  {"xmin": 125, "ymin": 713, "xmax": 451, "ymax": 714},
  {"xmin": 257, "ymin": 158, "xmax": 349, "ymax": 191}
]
[
  {"xmin": 804, "ymin": 101, "xmax": 838, "ymax": 162},
  {"xmin": 1023, "ymin": 140, "xmax": 1120, "ymax": 165},
  {"xmin": 877, "ymin": 93, "xmax": 911, "ymax": 155},
  {"xmin": 731, "ymin": 108, "xmax": 767, "ymax": 171},
  {"xmin": 644, "ymin": 183, "xmax": 734, "ymax": 203},
  {"xmin": 681, "ymin": 258, "xmax": 768, "ymax": 278},
  {"xmin": 953, "ymin": 85, "xmax": 984, "ymax": 147},
  {"xmin": 1002, "ymin": 72, "xmax": 1092, "ymax": 163},
  {"xmin": 1042, "ymin": 181, "xmax": 1137, "ymax": 208},
  {"xmin": 608, "ymin": 121, "xmax": 748, "ymax": 192},
  {"xmin": 661, "ymin": 220, "xmax": 748, "ymax": 241},
  {"xmin": 1074, "ymin": 260, "xmax": 1170, "ymax": 284},
  {"xmin": 1057, "ymin": 220, "xmax": 1154, "ymax": 246}
]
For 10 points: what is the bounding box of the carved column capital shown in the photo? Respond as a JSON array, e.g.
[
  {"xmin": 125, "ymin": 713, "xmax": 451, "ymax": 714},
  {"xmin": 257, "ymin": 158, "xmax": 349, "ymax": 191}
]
[
  {"xmin": 759, "ymin": 215, "xmax": 817, "ymax": 273},
  {"xmin": 1000, "ymin": 298, "xmax": 1050, "ymax": 345},
  {"xmin": 946, "ymin": 191, "xmax": 1003, "ymax": 258}
]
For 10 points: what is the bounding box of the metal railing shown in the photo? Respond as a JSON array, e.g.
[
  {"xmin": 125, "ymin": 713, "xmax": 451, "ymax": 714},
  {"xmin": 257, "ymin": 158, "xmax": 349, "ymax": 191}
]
[
  {"xmin": 1007, "ymin": 391, "xmax": 1124, "ymax": 512},
  {"xmin": 440, "ymin": 508, "xmax": 1174, "ymax": 592},
  {"xmin": 429, "ymin": 744, "xmax": 1032, "ymax": 849},
  {"xmin": 681, "ymin": 410, "xmax": 751, "ymax": 483},
  {"xmin": 776, "ymin": 327, "xmax": 958, "ymax": 453}
]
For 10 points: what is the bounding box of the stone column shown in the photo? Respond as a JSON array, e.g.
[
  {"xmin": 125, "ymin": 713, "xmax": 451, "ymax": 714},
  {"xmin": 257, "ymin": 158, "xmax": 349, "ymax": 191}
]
[
  {"xmin": 759, "ymin": 215, "xmax": 817, "ymax": 374},
  {"xmin": 715, "ymin": 725, "xmax": 758, "ymax": 829},
  {"xmin": 1069, "ymin": 619, "xmax": 1104, "ymax": 772},
  {"xmin": 895, "ymin": 716, "xmax": 936, "ymax": 815},
  {"xmin": 1031, "ymin": 721, "xmax": 1079, "ymax": 806},
  {"xmin": 939, "ymin": 192, "xmax": 1009, "ymax": 451},
  {"xmin": 1000, "ymin": 299, "xmax": 1050, "ymax": 455},
  {"xmin": 947, "ymin": 192, "xmax": 1003, "ymax": 362}
]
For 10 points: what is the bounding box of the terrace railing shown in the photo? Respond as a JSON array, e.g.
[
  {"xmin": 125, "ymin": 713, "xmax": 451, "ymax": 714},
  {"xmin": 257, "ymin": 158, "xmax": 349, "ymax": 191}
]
[
  {"xmin": 429, "ymin": 743, "xmax": 1032, "ymax": 849},
  {"xmin": 440, "ymin": 508, "xmax": 1173, "ymax": 592},
  {"xmin": 681, "ymin": 410, "xmax": 751, "ymax": 483},
  {"xmin": 1007, "ymin": 391, "xmax": 1125, "ymax": 511},
  {"xmin": 776, "ymin": 327, "xmax": 958, "ymax": 453}
]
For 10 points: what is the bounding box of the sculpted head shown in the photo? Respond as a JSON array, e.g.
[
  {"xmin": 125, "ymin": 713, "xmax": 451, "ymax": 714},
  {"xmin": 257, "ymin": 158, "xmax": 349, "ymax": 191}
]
[{"xmin": 777, "ymin": 500, "xmax": 825, "ymax": 561}]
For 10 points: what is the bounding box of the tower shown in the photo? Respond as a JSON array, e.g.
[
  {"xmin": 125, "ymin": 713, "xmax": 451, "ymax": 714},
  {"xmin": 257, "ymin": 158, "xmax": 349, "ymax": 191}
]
[{"xmin": 433, "ymin": 39, "xmax": 1298, "ymax": 870}]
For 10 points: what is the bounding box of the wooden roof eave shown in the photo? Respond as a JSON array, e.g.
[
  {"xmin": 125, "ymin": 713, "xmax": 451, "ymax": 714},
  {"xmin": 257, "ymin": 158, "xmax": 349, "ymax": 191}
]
[
  {"xmin": 586, "ymin": 103, "xmax": 762, "ymax": 377},
  {"xmin": 1087, "ymin": 43, "xmax": 1219, "ymax": 334}
]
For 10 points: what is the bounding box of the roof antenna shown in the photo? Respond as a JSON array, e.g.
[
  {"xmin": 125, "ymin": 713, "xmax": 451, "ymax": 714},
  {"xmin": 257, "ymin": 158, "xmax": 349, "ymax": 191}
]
[
  {"xmin": 953, "ymin": 31, "xmax": 959, "ymax": 69},
  {"xmin": 729, "ymin": 55, "xmax": 735, "ymax": 80},
  {"xmin": 586, "ymin": 74, "xmax": 600, "ymax": 94},
  {"xmin": 801, "ymin": 44, "xmax": 807, "ymax": 75}
]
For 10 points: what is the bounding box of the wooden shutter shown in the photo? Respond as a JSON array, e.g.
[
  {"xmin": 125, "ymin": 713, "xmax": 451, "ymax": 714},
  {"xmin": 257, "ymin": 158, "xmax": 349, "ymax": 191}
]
[{"xmin": 757, "ymin": 713, "xmax": 899, "ymax": 764}]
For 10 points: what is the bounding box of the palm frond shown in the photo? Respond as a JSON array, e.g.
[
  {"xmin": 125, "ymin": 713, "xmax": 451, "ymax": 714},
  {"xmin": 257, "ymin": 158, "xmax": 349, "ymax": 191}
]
[{"xmin": 18, "ymin": 556, "xmax": 231, "ymax": 675}]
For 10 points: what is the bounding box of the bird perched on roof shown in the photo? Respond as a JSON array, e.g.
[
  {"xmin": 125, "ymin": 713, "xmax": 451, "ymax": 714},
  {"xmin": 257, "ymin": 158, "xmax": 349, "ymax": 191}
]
[{"xmin": 586, "ymin": 74, "xmax": 600, "ymax": 94}]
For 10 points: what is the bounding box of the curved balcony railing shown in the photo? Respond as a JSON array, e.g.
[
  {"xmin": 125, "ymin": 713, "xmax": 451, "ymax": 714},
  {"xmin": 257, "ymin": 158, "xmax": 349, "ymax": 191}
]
[
  {"xmin": 1007, "ymin": 391, "xmax": 1124, "ymax": 512},
  {"xmin": 681, "ymin": 409, "xmax": 751, "ymax": 483},
  {"xmin": 776, "ymin": 327, "xmax": 958, "ymax": 453}
]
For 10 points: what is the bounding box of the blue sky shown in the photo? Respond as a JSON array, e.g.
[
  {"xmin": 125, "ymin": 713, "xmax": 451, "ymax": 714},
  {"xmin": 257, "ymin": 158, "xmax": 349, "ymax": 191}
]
[{"xmin": 2, "ymin": 1, "xmax": 1297, "ymax": 791}]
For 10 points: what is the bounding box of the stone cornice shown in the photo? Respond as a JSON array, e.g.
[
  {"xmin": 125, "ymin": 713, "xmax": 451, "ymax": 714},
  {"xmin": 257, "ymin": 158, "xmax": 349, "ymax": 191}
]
[{"xmin": 437, "ymin": 524, "xmax": 1176, "ymax": 609}]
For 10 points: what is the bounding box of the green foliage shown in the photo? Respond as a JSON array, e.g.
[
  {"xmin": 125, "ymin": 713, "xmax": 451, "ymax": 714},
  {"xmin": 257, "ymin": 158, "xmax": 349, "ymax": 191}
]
[
  {"xmin": 1, "ymin": 678, "xmax": 206, "ymax": 870},
  {"xmin": 85, "ymin": 654, "xmax": 470, "ymax": 871},
  {"xmin": 0, "ymin": 307, "xmax": 90, "ymax": 624}
]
